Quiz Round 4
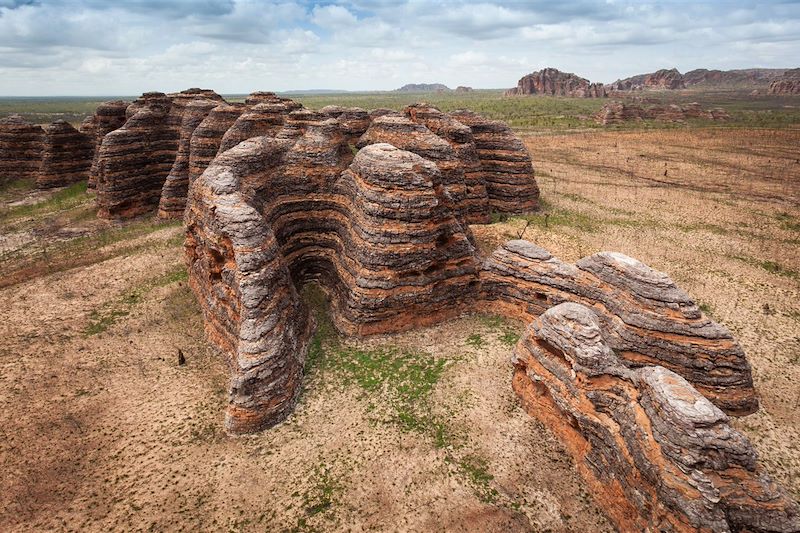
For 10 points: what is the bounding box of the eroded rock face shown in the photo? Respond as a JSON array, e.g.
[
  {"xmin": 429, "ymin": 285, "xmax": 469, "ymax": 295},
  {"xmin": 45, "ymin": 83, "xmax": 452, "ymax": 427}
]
[
  {"xmin": 608, "ymin": 68, "xmax": 687, "ymax": 91},
  {"xmin": 505, "ymin": 68, "xmax": 607, "ymax": 97},
  {"xmin": 86, "ymin": 100, "xmax": 129, "ymax": 188},
  {"xmin": 512, "ymin": 302, "xmax": 800, "ymax": 533},
  {"xmin": 158, "ymin": 99, "xmax": 221, "ymax": 219},
  {"xmin": 404, "ymin": 103, "xmax": 490, "ymax": 224},
  {"xmin": 768, "ymin": 69, "xmax": 800, "ymax": 95},
  {"xmin": 595, "ymin": 101, "xmax": 730, "ymax": 125},
  {"xmin": 0, "ymin": 115, "xmax": 44, "ymax": 185},
  {"xmin": 480, "ymin": 241, "xmax": 757, "ymax": 415},
  {"xmin": 188, "ymin": 103, "xmax": 245, "ymax": 184},
  {"xmin": 449, "ymin": 110, "xmax": 539, "ymax": 214},
  {"xmin": 37, "ymin": 120, "xmax": 94, "ymax": 189},
  {"xmin": 95, "ymin": 90, "xmax": 225, "ymax": 219},
  {"xmin": 185, "ymin": 137, "xmax": 479, "ymax": 433}
]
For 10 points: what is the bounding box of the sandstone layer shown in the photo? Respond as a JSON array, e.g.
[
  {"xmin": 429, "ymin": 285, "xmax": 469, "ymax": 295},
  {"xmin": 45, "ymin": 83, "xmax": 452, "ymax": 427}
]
[
  {"xmin": 768, "ymin": 69, "xmax": 800, "ymax": 95},
  {"xmin": 512, "ymin": 302, "xmax": 799, "ymax": 532},
  {"xmin": 94, "ymin": 90, "xmax": 224, "ymax": 219},
  {"xmin": 37, "ymin": 120, "xmax": 94, "ymax": 189},
  {"xmin": 0, "ymin": 115, "xmax": 44, "ymax": 185},
  {"xmin": 450, "ymin": 109, "xmax": 540, "ymax": 214},
  {"xmin": 596, "ymin": 101, "xmax": 730, "ymax": 125},
  {"xmin": 480, "ymin": 241, "xmax": 757, "ymax": 415},
  {"xmin": 505, "ymin": 68, "xmax": 607, "ymax": 97},
  {"xmin": 86, "ymin": 100, "xmax": 130, "ymax": 188}
]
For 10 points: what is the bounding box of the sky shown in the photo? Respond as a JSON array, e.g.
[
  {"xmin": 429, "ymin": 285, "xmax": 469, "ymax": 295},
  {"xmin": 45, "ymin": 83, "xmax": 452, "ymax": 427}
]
[{"xmin": 0, "ymin": 0, "xmax": 798, "ymax": 96}]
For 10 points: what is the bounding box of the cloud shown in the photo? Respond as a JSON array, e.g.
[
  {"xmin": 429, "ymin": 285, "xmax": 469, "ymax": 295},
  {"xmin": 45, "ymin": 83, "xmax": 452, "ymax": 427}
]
[{"xmin": 0, "ymin": 0, "xmax": 798, "ymax": 95}]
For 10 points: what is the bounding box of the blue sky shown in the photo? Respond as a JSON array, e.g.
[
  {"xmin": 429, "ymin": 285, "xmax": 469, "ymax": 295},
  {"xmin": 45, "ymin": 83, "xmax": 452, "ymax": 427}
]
[{"xmin": 0, "ymin": 0, "xmax": 798, "ymax": 95}]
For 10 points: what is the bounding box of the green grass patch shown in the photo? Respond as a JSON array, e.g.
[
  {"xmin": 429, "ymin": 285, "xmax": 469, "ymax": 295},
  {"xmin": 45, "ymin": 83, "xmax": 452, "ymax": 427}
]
[
  {"xmin": 456, "ymin": 454, "xmax": 500, "ymax": 503},
  {"xmin": 777, "ymin": 212, "xmax": 800, "ymax": 233},
  {"xmin": 0, "ymin": 181, "xmax": 93, "ymax": 221},
  {"xmin": 729, "ymin": 254, "xmax": 800, "ymax": 282},
  {"xmin": 465, "ymin": 333, "xmax": 485, "ymax": 348}
]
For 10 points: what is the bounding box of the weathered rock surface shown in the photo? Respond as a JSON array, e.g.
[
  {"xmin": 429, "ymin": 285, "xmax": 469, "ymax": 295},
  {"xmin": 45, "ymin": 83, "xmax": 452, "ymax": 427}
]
[
  {"xmin": 86, "ymin": 100, "xmax": 129, "ymax": 188},
  {"xmin": 596, "ymin": 101, "xmax": 730, "ymax": 125},
  {"xmin": 158, "ymin": 99, "xmax": 221, "ymax": 219},
  {"xmin": 319, "ymin": 106, "xmax": 371, "ymax": 146},
  {"xmin": 684, "ymin": 68, "xmax": 789, "ymax": 88},
  {"xmin": 37, "ymin": 120, "xmax": 93, "ymax": 189},
  {"xmin": 768, "ymin": 69, "xmax": 800, "ymax": 95},
  {"xmin": 455, "ymin": 86, "xmax": 473, "ymax": 92},
  {"xmin": 505, "ymin": 68, "xmax": 607, "ymax": 97},
  {"xmin": 188, "ymin": 103, "xmax": 245, "ymax": 184},
  {"xmin": 94, "ymin": 89, "xmax": 225, "ymax": 219},
  {"xmin": 481, "ymin": 241, "xmax": 758, "ymax": 414},
  {"xmin": 449, "ymin": 110, "xmax": 539, "ymax": 214},
  {"xmin": 512, "ymin": 302, "xmax": 800, "ymax": 532},
  {"xmin": 608, "ymin": 68, "xmax": 686, "ymax": 91},
  {"xmin": 185, "ymin": 138, "xmax": 479, "ymax": 433},
  {"xmin": 404, "ymin": 103, "xmax": 490, "ymax": 223},
  {"xmin": 357, "ymin": 115, "xmax": 470, "ymax": 223},
  {"xmin": 395, "ymin": 83, "xmax": 450, "ymax": 92},
  {"xmin": 0, "ymin": 115, "xmax": 44, "ymax": 185}
]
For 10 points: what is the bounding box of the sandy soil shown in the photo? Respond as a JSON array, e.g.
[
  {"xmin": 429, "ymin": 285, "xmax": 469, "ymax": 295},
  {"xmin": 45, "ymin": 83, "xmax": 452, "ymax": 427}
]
[{"xmin": 1, "ymin": 126, "xmax": 798, "ymax": 532}]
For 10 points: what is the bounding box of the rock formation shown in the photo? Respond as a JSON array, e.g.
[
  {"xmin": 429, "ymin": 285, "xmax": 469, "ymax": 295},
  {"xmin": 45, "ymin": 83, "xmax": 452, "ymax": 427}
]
[
  {"xmin": 404, "ymin": 103, "xmax": 490, "ymax": 224},
  {"xmin": 455, "ymin": 86, "xmax": 473, "ymax": 92},
  {"xmin": 394, "ymin": 83, "xmax": 451, "ymax": 92},
  {"xmin": 595, "ymin": 101, "xmax": 730, "ymax": 125},
  {"xmin": 505, "ymin": 68, "xmax": 607, "ymax": 97},
  {"xmin": 513, "ymin": 302, "xmax": 799, "ymax": 532},
  {"xmin": 684, "ymin": 68, "xmax": 789, "ymax": 89},
  {"xmin": 768, "ymin": 69, "xmax": 800, "ymax": 95},
  {"xmin": 0, "ymin": 115, "xmax": 44, "ymax": 186},
  {"xmin": 187, "ymin": 103, "xmax": 245, "ymax": 184},
  {"xmin": 481, "ymin": 241, "xmax": 757, "ymax": 414},
  {"xmin": 86, "ymin": 100, "xmax": 129, "ymax": 188},
  {"xmin": 157, "ymin": 99, "xmax": 221, "ymax": 219},
  {"xmin": 608, "ymin": 68, "xmax": 686, "ymax": 91},
  {"xmin": 94, "ymin": 89, "xmax": 224, "ymax": 219},
  {"xmin": 450, "ymin": 109, "xmax": 540, "ymax": 214},
  {"xmin": 37, "ymin": 120, "xmax": 94, "ymax": 189},
  {"xmin": 185, "ymin": 137, "xmax": 479, "ymax": 433},
  {"xmin": 181, "ymin": 95, "xmax": 797, "ymax": 531}
]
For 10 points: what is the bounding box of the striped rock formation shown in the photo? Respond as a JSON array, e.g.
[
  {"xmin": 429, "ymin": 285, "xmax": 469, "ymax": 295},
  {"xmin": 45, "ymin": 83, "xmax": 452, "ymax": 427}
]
[
  {"xmin": 0, "ymin": 115, "xmax": 44, "ymax": 185},
  {"xmin": 357, "ymin": 115, "xmax": 471, "ymax": 224},
  {"xmin": 505, "ymin": 68, "xmax": 607, "ymax": 97},
  {"xmin": 217, "ymin": 102, "xmax": 291, "ymax": 154},
  {"xmin": 512, "ymin": 302, "xmax": 799, "ymax": 533},
  {"xmin": 158, "ymin": 99, "xmax": 221, "ymax": 218},
  {"xmin": 86, "ymin": 100, "xmax": 129, "ymax": 188},
  {"xmin": 185, "ymin": 131, "xmax": 479, "ymax": 433},
  {"xmin": 404, "ymin": 103, "xmax": 490, "ymax": 224},
  {"xmin": 37, "ymin": 120, "xmax": 94, "ymax": 189},
  {"xmin": 480, "ymin": 241, "xmax": 757, "ymax": 415},
  {"xmin": 319, "ymin": 105, "xmax": 371, "ymax": 145},
  {"xmin": 449, "ymin": 110, "xmax": 540, "ymax": 214},
  {"xmin": 187, "ymin": 103, "xmax": 245, "ymax": 184},
  {"xmin": 95, "ymin": 90, "xmax": 224, "ymax": 219}
]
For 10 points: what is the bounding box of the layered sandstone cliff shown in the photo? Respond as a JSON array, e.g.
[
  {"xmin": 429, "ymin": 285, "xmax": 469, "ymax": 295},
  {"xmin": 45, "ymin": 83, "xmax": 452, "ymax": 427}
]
[
  {"xmin": 596, "ymin": 101, "xmax": 730, "ymax": 125},
  {"xmin": 513, "ymin": 302, "xmax": 799, "ymax": 532},
  {"xmin": 768, "ymin": 69, "xmax": 800, "ymax": 95},
  {"xmin": 37, "ymin": 120, "xmax": 94, "ymax": 188},
  {"xmin": 505, "ymin": 68, "xmax": 606, "ymax": 97},
  {"xmin": 0, "ymin": 115, "xmax": 44, "ymax": 185}
]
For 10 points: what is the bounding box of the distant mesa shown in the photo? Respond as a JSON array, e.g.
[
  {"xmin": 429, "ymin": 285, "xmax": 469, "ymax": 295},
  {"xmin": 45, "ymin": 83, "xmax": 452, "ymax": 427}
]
[
  {"xmin": 608, "ymin": 67, "xmax": 794, "ymax": 92},
  {"xmin": 505, "ymin": 68, "xmax": 607, "ymax": 97},
  {"xmin": 394, "ymin": 83, "xmax": 451, "ymax": 93},
  {"xmin": 455, "ymin": 86, "xmax": 473, "ymax": 93},
  {"xmin": 768, "ymin": 68, "xmax": 800, "ymax": 95}
]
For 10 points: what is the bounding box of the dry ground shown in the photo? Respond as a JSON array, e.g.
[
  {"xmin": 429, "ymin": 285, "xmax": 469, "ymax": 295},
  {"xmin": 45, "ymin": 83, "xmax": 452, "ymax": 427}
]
[{"xmin": 1, "ymin": 126, "xmax": 798, "ymax": 532}]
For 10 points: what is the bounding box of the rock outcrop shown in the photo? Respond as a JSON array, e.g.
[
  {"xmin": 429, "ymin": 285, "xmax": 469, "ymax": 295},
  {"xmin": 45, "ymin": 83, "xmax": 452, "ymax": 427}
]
[
  {"xmin": 94, "ymin": 89, "xmax": 224, "ymax": 219},
  {"xmin": 404, "ymin": 103, "xmax": 489, "ymax": 224},
  {"xmin": 86, "ymin": 100, "xmax": 129, "ymax": 188},
  {"xmin": 450, "ymin": 110, "xmax": 540, "ymax": 214},
  {"xmin": 37, "ymin": 120, "xmax": 94, "ymax": 189},
  {"xmin": 455, "ymin": 86, "xmax": 473, "ymax": 92},
  {"xmin": 513, "ymin": 302, "xmax": 800, "ymax": 532},
  {"xmin": 395, "ymin": 83, "xmax": 450, "ymax": 92},
  {"xmin": 608, "ymin": 68, "xmax": 686, "ymax": 91},
  {"xmin": 157, "ymin": 99, "xmax": 221, "ymax": 219},
  {"xmin": 185, "ymin": 137, "xmax": 479, "ymax": 433},
  {"xmin": 481, "ymin": 241, "xmax": 757, "ymax": 415},
  {"xmin": 182, "ymin": 96, "xmax": 796, "ymax": 531},
  {"xmin": 595, "ymin": 101, "xmax": 730, "ymax": 125},
  {"xmin": 188, "ymin": 103, "xmax": 245, "ymax": 184},
  {"xmin": 768, "ymin": 69, "xmax": 800, "ymax": 95},
  {"xmin": 684, "ymin": 68, "xmax": 789, "ymax": 89},
  {"xmin": 0, "ymin": 115, "xmax": 44, "ymax": 185},
  {"xmin": 505, "ymin": 68, "xmax": 607, "ymax": 97}
]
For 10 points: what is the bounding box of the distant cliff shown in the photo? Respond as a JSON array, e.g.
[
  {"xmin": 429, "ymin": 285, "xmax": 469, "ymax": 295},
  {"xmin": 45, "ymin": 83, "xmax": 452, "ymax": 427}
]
[
  {"xmin": 505, "ymin": 68, "xmax": 606, "ymax": 97},
  {"xmin": 394, "ymin": 83, "xmax": 451, "ymax": 93}
]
